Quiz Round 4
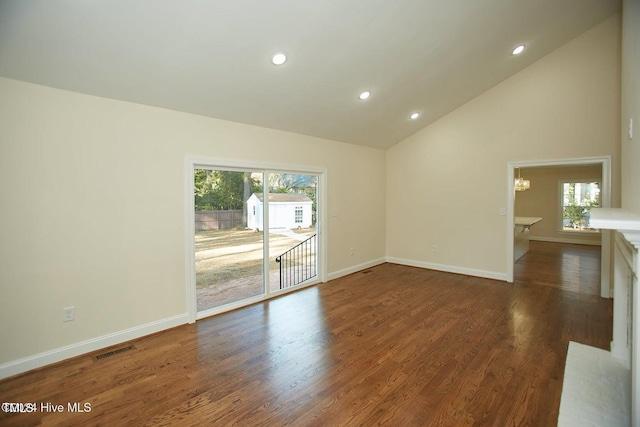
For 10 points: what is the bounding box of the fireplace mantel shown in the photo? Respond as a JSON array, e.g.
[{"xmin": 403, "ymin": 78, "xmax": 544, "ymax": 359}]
[
  {"xmin": 591, "ymin": 208, "xmax": 640, "ymax": 232},
  {"xmin": 590, "ymin": 207, "xmax": 640, "ymax": 426}
]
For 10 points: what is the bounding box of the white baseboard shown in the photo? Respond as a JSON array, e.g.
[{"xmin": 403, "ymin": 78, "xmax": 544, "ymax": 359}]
[
  {"xmin": 0, "ymin": 313, "xmax": 189, "ymax": 380},
  {"xmin": 1, "ymin": 257, "xmax": 503, "ymax": 380},
  {"xmin": 530, "ymin": 236, "xmax": 601, "ymax": 246},
  {"xmin": 386, "ymin": 257, "xmax": 507, "ymax": 282},
  {"xmin": 327, "ymin": 258, "xmax": 387, "ymax": 281}
]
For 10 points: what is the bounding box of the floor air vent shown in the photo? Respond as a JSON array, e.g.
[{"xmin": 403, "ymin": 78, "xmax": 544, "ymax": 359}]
[{"xmin": 94, "ymin": 344, "xmax": 136, "ymax": 361}]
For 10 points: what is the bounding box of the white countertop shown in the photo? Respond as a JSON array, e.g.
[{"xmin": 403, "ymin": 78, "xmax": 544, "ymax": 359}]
[{"xmin": 515, "ymin": 216, "xmax": 543, "ymax": 226}]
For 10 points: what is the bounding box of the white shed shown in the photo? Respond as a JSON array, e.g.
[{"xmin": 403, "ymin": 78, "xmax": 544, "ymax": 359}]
[{"xmin": 246, "ymin": 193, "xmax": 313, "ymax": 231}]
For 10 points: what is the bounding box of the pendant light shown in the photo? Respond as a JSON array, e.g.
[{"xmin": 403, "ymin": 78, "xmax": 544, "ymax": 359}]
[{"xmin": 515, "ymin": 168, "xmax": 530, "ymax": 192}]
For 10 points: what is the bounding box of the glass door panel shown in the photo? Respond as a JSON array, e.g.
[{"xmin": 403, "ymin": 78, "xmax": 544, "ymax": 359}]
[
  {"xmin": 267, "ymin": 173, "xmax": 318, "ymax": 292},
  {"xmin": 194, "ymin": 169, "xmax": 264, "ymax": 312}
]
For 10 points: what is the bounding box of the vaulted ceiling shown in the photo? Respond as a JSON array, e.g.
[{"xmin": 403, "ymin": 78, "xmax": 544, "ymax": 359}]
[{"xmin": 0, "ymin": 0, "xmax": 621, "ymax": 149}]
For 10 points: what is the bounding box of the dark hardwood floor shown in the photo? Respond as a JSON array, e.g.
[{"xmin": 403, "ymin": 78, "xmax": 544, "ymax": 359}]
[
  {"xmin": 0, "ymin": 242, "xmax": 612, "ymax": 426},
  {"xmin": 514, "ymin": 240, "xmax": 602, "ymax": 295}
]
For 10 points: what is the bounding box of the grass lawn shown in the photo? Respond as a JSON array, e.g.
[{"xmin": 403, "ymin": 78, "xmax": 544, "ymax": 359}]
[{"xmin": 195, "ymin": 227, "xmax": 316, "ymax": 289}]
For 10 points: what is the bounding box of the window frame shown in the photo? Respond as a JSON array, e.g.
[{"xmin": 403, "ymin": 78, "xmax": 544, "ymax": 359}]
[{"xmin": 558, "ymin": 179, "xmax": 601, "ymax": 234}]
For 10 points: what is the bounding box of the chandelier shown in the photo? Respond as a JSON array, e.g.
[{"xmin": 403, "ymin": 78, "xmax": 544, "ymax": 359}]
[{"xmin": 515, "ymin": 168, "xmax": 530, "ymax": 192}]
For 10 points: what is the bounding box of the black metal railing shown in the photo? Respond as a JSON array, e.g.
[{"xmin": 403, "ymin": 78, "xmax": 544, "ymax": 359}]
[{"xmin": 275, "ymin": 234, "xmax": 317, "ymax": 289}]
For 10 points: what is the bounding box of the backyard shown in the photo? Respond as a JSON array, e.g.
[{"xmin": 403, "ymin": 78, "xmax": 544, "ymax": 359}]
[{"xmin": 195, "ymin": 227, "xmax": 316, "ymax": 310}]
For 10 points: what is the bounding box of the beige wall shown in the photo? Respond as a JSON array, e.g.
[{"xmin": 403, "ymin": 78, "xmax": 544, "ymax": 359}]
[
  {"xmin": 515, "ymin": 165, "xmax": 603, "ymax": 245},
  {"xmin": 622, "ymin": 0, "xmax": 640, "ymax": 213},
  {"xmin": 0, "ymin": 77, "xmax": 386, "ymax": 365},
  {"xmin": 386, "ymin": 15, "xmax": 621, "ymax": 278},
  {"xmin": 0, "ymin": 11, "xmax": 625, "ymax": 374}
]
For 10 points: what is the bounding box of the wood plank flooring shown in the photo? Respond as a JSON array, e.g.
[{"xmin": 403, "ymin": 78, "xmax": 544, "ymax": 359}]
[
  {"xmin": 0, "ymin": 242, "xmax": 612, "ymax": 426},
  {"xmin": 514, "ymin": 240, "xmax": 602, "ymax": 295}
]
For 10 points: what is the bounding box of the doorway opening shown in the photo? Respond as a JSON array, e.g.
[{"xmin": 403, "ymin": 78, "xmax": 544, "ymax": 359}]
[{"xmin": 506, "ymin": 156, "xmax": 611, "ymax": 297}]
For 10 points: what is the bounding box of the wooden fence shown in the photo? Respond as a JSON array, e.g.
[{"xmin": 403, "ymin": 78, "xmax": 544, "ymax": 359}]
[{"xmin": 195, "ymin": 210, "xmax": 244, "ymax": 231}]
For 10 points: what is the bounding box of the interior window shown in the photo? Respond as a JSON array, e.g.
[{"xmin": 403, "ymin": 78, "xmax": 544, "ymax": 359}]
[{"xmin": 561, "ymin": 181, "xmax": 600, "ymax": 232}]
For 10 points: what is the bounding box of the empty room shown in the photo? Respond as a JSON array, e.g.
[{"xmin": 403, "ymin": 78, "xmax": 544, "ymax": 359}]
[{"xmin": 1, "ymin": 0, "xmax": 639, "ymax": 425}]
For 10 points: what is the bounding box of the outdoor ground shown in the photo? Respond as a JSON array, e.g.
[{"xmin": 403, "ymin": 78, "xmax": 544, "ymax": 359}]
[{"xmin": 195, "ymin": 227, "xmax": 316, "ymax": 310}]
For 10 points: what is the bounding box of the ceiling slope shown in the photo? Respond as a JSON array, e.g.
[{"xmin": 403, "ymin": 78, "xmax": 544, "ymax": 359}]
[{"xmin": 0, "ymin": 0, "xmax": 621, "ymax": 149}]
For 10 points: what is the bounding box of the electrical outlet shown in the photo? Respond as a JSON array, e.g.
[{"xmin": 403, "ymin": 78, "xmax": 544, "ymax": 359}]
[
  {"xmin": 63, "ymin": 307, "xmax": 75, "ymax": 322},
  {"xmin": 349, "ymin": 248, "xmax": 354, "ymax": 256},
  {"xmin": 432, "ymin": 245, "xmax": 439, "ymax": 253}
]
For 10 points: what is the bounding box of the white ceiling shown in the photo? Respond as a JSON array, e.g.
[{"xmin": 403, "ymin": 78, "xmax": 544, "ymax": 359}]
[{"xmin": 0, "ymin": 0, "xmax": 621, "ymax": 150}]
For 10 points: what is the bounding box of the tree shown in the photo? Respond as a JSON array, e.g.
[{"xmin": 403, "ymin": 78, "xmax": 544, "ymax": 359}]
[
  {"xmin": 562, "ymin": 182, "xmax": 600, "ymax": 230},
  {"xmin": 194, "ymin": 170, "xmax": 259, "ymax": 211},
  {"xmin": 242, "ymin": 172, "xmax": 251, "ymax": 227}
]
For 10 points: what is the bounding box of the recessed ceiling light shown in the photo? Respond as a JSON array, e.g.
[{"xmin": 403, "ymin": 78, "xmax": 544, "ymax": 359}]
[
  {"xmin": 271, "ymin": 52, "xmax": 287, "ymax": 65},
  {"xmin": 410, "ymin": 112, "xmax": 420, "ymax": 120},
  {"xmin": 359, "ymin": 91, "xmax": 371, "ymax": 100},
  {"xmin": 512, "ymin": 45, "xmax": 525, "ymax": 55}
]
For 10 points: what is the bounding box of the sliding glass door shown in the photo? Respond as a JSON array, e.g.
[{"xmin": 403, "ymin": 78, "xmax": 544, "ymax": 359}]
[{"xmin": 189, "ymin": 161, "xmax": 323, "ymax": 320}]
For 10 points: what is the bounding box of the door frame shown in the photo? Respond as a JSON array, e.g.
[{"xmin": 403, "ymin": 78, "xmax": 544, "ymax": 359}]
[
  {"xmin": 185, "ymin": 156, "xmax": 327, "ymax": 323},
  {"xmin": 506, "ymin": 156, "xmax": 612, "ymax": 298}
]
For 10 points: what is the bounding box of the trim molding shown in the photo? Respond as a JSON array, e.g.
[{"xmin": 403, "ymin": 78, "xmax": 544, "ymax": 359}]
[
  {"xmin": 386, "ymin": 257, "xmax": 508, "ymax": 282},
  {"xmin": 327, "ymin": 258, "xmax": 387, "ymax": 281},
  {"xmin": 529, "ymin": 236, "xmax": 601, "ymax": 246},
  {"xmin": 0, "ymin": 313, "xmax": 189, "ymax": 380}
]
